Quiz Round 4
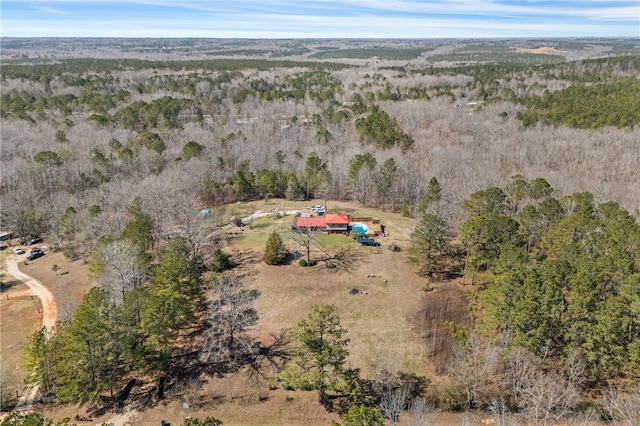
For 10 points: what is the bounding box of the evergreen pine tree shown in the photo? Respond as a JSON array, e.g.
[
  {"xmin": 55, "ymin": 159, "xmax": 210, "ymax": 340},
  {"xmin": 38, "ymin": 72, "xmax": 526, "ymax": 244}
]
[{"xmin": 263, "ymin": 230, "xmax": 287, "ymax": 265}]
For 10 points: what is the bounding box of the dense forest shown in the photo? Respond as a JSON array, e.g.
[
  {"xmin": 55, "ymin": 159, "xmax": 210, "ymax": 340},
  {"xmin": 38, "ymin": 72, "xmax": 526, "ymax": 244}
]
[{"xmin": 1, "ymin": 38, "xmax": 640, "ymax": 424}]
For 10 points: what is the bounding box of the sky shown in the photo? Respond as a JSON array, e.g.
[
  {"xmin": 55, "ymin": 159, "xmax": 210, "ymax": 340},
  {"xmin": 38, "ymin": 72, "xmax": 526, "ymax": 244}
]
[{"xmin": 1, "ymin": 0, "xmax": 639, "ymax": 39}]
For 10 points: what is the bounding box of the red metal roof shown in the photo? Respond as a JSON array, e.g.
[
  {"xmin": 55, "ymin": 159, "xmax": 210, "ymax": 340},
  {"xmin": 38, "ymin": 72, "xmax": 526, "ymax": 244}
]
[
  {"xmin": 295, "ymin": 213, "xmax": 349, "ymax": 228},
  {"xmin": 296, "ymin": 217, "xmax": 327, "ymax": 227},
  {"xmin": 325, "ymin": 213, "xmax": 349, "ymax": 224}
]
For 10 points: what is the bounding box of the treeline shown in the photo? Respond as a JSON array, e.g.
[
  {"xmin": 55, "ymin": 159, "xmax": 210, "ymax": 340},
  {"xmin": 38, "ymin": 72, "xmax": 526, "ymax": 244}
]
[
  {"xmin": 22, "ymin": 202, "xmax": 203, "ymax": 403},
  {"xmin": 411, "ymin": 176, "xmax": 640, "ymax": 385},
  {"xmin": 517, "ymin": 78, "xmax": 640, "ymax": 128},
  {"xmin": 3, "ymin": 54, "xmax": 639, "ymax": 133},
  {"xmin": 21, "ymin": 197, "xmax": 255, "ymax": 407},
  {"xmin": 0, "ymin": 58, "xmax": 351, "ymax": 83},
  {"xmin": 310, "ymin": 47, "xmax": 428, "ymax": 60}
]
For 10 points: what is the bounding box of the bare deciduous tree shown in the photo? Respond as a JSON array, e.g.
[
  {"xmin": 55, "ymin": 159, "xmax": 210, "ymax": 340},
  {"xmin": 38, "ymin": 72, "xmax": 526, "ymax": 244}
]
[
  {"xmin": 380, "ymin": 387, "xmax": 407, "ymax": 425},
  {"xmin": 201, "ymin": 274, "xmax": 260, "ymax": 366},
  {"xmin": 488, "ymin": 397, "xmax": 516, "ymax": 426},
  {"xmin": 518, "ymin": 368, "xmax": 579, "ymax": 426},
  {"xmin": 449, "ymin": 334, "xmax": 499, "ymax": 409},
  {"xmin": 408, "ymin": 397, "xmax": 433, "ymax": 426},
  {"xmin": 603, "ymin": 383, "xmax": 640, "ymax": 426},
  {"xmin": 94, "ymin": 239, "xmax": 145, "ymax": 306},
  {"xmin": 291, "ymin": 220, "xmax": 320, "ymax": 263},
  {"xmin": 502, "ymin": 348, "xmax": 581, "ymax": 426}
]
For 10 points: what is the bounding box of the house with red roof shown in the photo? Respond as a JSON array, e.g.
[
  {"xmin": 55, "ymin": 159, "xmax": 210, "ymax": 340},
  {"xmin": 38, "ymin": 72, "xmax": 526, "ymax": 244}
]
[{"xmin": 295, "ymin": 213, "xmax": 350, "ymax": 233}]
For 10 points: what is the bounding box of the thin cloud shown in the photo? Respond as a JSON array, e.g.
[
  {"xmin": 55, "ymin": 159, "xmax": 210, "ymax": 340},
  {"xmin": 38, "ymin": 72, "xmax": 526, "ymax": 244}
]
[
  {"xmin": 31, "ymin": 6, "xmax": 70, "ymax": 15},
  {"xmin": 4, "ymin": 14, "xmax": 632, "ymax": 38},
  {"xmin": 2, "ymin": 0, "xmax": 639, "ymax": 37}
]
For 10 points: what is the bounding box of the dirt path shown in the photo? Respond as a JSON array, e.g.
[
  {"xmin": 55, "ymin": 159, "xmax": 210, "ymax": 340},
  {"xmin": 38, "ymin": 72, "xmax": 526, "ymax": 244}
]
[
  {"xmin": 1, "ymin": 254, "xmax": 58, "ymax": 415},
  {"xmin": 5, "ymin": 255, "xmax": 57, "ymax": 330},
  {"xmin": 243, "ymin": 209, "xmax": 300, "ymax": 222},
  {"xmin": 1, "ymin": 255, "xmax": 138, "ymax": 425}
]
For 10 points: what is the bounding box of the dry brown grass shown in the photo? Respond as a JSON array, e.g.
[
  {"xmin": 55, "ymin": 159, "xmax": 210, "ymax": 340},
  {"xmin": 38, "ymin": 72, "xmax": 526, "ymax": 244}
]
[
  {"xmin": 231, "ymin": 199, "xmax": 429, "ymax": 380},
  {"xmin": 253, "ymin": 249, "xmax": 430, "ymax": 378},
  {"xmin": 1, "ymin": 245, "xmax": 93, "ymax": 411},
  {"xmin": 1, "ymin": 279, "xmax": 42, "ymax": 387},
  {"xmin": 414, "ymin": 282, "xmax": 472, "ymax": 374},
  {"xmin": 4, "ymin": 202, "xmax": 475, "ymax": 424},
  {"xmin": 19, "ymin": 248, "xmax": 93, "ymax": 322}
]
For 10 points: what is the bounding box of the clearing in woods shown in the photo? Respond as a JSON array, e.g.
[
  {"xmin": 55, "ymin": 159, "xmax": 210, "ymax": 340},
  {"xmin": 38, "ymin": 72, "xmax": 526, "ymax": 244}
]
[{"xmin": 2, "ymin": 200, "xmax": 474, "ymax": 425}]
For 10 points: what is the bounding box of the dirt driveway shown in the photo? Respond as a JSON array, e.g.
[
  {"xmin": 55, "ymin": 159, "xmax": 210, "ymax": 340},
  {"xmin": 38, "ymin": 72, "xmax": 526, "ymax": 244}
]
[{"xmin": 4, "ymin": 254, "xmax": 57, "ymax": 331}]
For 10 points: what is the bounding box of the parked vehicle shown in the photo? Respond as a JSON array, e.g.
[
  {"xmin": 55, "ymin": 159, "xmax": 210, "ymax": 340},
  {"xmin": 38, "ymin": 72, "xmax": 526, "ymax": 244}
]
[
  {"xmin": 311, "ymin": 205, "xmax": 326, "ymax": 215},
  {"xmin": 356, "ymin": 237, "xmax": 379, "ymax": 246},
  {"xmin": 27, "ymin": 250, "xmax": 45, "ymax": 261},
  {"xmin": 13, "ymin": 247, "xmax": 25, "ymax": 255},
  {"xmin": 24, "ymin": 236, "xmax": 42, "ymax": 246}
]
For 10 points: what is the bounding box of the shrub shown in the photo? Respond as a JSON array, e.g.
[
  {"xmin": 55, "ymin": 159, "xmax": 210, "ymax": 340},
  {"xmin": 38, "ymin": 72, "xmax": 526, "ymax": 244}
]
[
  {"xmin": 388, "ymin": 243, "xmax": 401, "ymax": 252},
  {"xmin": 400, "ymin": 201, "xmax": 412, "ymax": 217},
  {"xmin": 181, "ymin": 417, "xmax": 223, "ymax": 426},
  {"xmin": 63, "ymin": 245, "xmax": 79, "ymax": 260},
  {"xmin": 210, "ymin": 248, "xmax": 231, "ymax": 272},
  {"xmin": 341, "ymin": 404, "xmax": 385, "ymax": 426}
]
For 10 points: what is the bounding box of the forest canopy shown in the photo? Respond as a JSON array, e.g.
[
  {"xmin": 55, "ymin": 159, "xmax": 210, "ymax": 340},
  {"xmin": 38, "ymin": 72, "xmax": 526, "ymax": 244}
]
[
  {"xmin": 517, "ymin": 78, "xmax": 640, "ymax": 128},
  {"xmin": 2, "ymin": 38, "xmax": 640, "ymax": 424}
]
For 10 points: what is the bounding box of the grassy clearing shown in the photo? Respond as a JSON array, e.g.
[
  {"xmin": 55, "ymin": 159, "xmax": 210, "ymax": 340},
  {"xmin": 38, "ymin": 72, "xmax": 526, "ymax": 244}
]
[
  {"xmin": 230, "ymin": 199, "xmax": 416, "ymax": 255},
  {"xmin": 0, "ymin": 280, "xmax": 42, "ymax": 390},
  {"xmin": 20, "ymin": 249, "xmax": 93, "ymax": 322},
  {"xmin": 15, "ymin": 200, "xmax": 455, "ymax": 425},
  {"xmin": 218, "ymin": 199, "xmax": 430, "ymax": 383}
]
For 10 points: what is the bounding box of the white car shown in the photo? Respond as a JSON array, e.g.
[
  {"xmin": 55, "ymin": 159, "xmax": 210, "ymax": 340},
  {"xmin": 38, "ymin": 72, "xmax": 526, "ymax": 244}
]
[{"xmin": 13, "ymin": 247, "xmax": 25, "ymax": 255}]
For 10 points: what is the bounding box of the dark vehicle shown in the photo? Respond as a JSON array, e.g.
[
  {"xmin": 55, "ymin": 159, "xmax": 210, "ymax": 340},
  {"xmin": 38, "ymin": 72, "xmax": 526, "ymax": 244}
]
[
  {"xmin": 24, "ymin": 236, "xmax": 42, "ymax": 246},
  {"xmin": 356, "ymin": 237, "xmax": 380, "ymax": 246},
  {"xmin": 0, "ymin": 245, "xmax": 7, "ymax": 251},
  {"xmin": 27, "ymin": 250, "xmax": 45, "ymax": 261}
]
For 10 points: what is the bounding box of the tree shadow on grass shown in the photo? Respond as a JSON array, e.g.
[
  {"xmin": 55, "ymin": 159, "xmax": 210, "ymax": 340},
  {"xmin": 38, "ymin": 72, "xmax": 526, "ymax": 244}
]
[{"xmin": 0, "ymin": 278, "xmax": 23, "ymax": 292}]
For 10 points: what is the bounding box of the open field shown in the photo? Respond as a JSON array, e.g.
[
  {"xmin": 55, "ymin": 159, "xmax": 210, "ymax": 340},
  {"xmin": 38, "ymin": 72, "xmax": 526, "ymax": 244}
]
[
  {"xmin": 1, "ymin": 247, "xmax": 43, "ymax": 401},
  {"xmin": 19, "ymin": 249, "xmax": 93, "ymax": 323},
  {"xmin": 0, "ymin": 280, "xmax": 42, "ymax": 389},
  {"xmin": 3, "ymin": 200, "xmax": 466, "ymax": 424},
  {"xmin": 0, "ymin": 244, "xmax": 93, "ymax": 412},
  {"xmin": 1, "ymin": 36, "xmax": 637, "ymax": 424},
  {"xmin": 221, "ymin": 199, "xmax": 431, "ymax": 383}
]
